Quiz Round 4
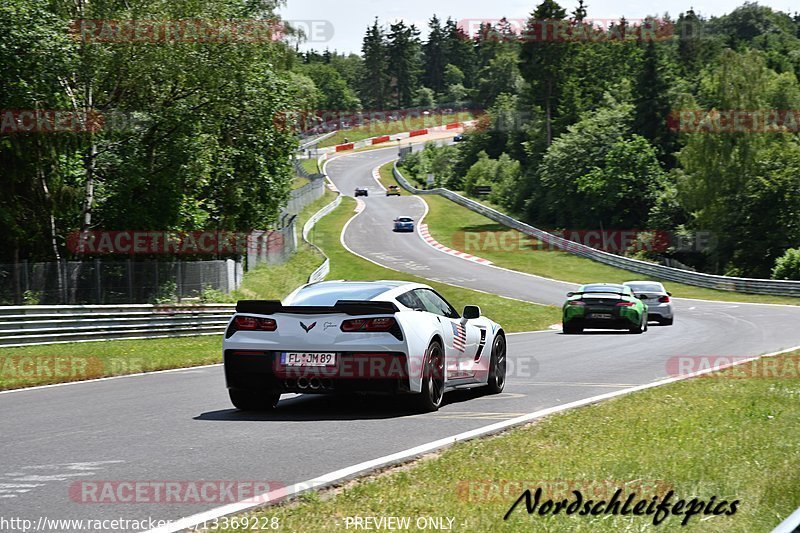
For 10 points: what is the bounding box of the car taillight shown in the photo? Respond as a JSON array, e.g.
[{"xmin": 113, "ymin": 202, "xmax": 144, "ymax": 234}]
[
  {"xmin": 568, "ymin": 301, "xmax": 585, "ymax": 306},
  {"xmin": 659, "ymin": 295, "xmax": 671, "ymax": 303},
  {"xmin": 233, "ymin": 316, "xmax": 277, "ymax": 331},
  {"xmin": 341, "ymin": 317, "xmax": 396, "ymax": 332},
  {"xmin": 616, "ymin": 302, "xmax": 635, "ymax": 307}
]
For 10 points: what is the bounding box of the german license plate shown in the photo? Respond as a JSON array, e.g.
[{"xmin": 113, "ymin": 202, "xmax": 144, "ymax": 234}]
[
  {"xmin": 588, "ymin": 313, "xmax": 613, "ymax": 320},
  {"xmin": 281, "ymin": 352, "xmax": 336, "ymax": 367}
]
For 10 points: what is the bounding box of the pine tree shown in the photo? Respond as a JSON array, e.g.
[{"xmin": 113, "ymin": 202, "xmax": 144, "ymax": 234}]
[
  {"xmin": 520, "ymin": 0, "xmax": 569, "ymax": 145},
  {"xmin": 387, "ymin": 20, "xmax": 422, "ymax": 108},
  {"xmin": 360, "ymin": 18, "xmax": 390, "ymax": 109},
  {"xmin": 443, "ymin": 18, "xmax": 477, "ymax": 89},
  {"xmin": 634, "ymin": 40, "xmax": 677, "ymax": 167},
  {"xmin": 423, "ymin": 15, "xmax": 447, "ymax": 94}
]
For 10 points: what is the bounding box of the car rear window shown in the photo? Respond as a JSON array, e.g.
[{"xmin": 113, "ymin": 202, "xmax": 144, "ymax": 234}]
[
  {"xmin": 626, "ymin": 283, "xmax": 664, "ymax": 293},
  {"xmin": 287, "ymin": 285, "xmax": 389, "ymax": 306},
  {"xmin": 582, "ymin": 284, "xmax": 625, "ymax": 293},
  {"xmin": 397, "ymin": 218, "xmax": 413, "ymax": 223}
]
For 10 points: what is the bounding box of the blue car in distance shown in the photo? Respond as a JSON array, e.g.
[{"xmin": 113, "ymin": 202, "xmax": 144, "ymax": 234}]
[{"xmin": 393, "ymin": 216, "xmax": 415, "ymax": 233}]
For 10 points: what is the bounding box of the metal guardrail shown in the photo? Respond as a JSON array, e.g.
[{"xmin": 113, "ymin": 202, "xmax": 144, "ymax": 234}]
[
  {"xmin": 393, "ymin": 162, "xmax": 800, "ymax": 297},
  {"xmin": 298, "ymin": 131, "xmax": 337, "ymax": 151},
  {"xmin": 304, "ymin": 195, "xmax": 342, "ymax": 284},
  {"xmin": 0, "ymin": 304, "xmax": 235, "ymax": 347}
]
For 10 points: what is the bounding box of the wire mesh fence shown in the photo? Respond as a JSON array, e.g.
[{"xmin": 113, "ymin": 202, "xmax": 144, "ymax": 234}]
[
  {"xmin": 0, "ymin": 259, "xmax": 242, "ymax": 305},
  {"xmin": 0, "ymin": 221, "xmax": 298, "ymax": 305}
]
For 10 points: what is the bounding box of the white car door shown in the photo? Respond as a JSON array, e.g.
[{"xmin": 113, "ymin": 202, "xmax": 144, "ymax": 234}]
[{"xmin": 414, "ymin": 289, "xmax": 480, "ymax": 380}]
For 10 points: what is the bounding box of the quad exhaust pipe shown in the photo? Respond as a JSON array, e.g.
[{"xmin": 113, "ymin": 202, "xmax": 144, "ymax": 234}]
[{"xmin": 288, "ymin": 378, "xmax": 333, "ymax": 391}]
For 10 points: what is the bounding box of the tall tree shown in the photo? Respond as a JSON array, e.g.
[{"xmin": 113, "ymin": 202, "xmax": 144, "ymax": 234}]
[
  {"xmin": 443, "ymin": 18, "xmax": 477, "ymax": 89},
  {"xmin": 360, "ymin": 19, "xmax": 390, "ymax": 109},
  {"xmin": 634, "ymin": 39, "xmax": 677, "ymax": 167},
  {"xmin": 422, "ymin": 16, "xmax": 447, "ymax": 94},
  {"xmin": 520, "ymin": 0, "xmax": 570, "ymax": 145},
  {"xmin": 387, "ymin": 20, "xmax": 422, "ymax": 108}
]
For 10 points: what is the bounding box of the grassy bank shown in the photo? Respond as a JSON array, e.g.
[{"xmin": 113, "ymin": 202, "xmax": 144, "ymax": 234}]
[
  {"xmin": 224, "ymin": 351, "xmax": 800, "ymax": 532},
  {"xmin": 383, "ymin": 163, "xmax": 800, "ymax": 306},
  {"xmin": 299, "ymin": 158, "xmax": 319, "ymax": 175}
]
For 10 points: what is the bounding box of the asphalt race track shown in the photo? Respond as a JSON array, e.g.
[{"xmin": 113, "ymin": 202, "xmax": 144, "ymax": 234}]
[{"xmin": 2, "ymin": 143, "xmax": 800, "ymax": 531}]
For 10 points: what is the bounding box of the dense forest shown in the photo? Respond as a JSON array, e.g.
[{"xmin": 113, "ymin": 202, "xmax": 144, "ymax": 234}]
[
  {"xmin": 296, "ymin": 1, "xmax": 800, "ymax": 279},
  {"xmin": 3, "ymin": 0, "xmax": 800, "ymax": 279},
  {"xmin": 0, "ymin": 0, "xmax": 301, "ymax": 264}
]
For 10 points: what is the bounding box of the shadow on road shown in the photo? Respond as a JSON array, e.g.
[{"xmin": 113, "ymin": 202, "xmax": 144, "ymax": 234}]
[{"xmin": 195, "ymin": 387, "xmax": 495, "ymax": 422}]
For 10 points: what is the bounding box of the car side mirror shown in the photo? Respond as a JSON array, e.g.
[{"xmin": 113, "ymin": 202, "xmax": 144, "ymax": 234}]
[
  {"xmin": 566, "ymin": 292, "xmax": 575, "ymax": 298},
  {"xmin": 667, "ymin": 292, "xmax": 672, "ymax": 297},
  {"xmin": 463, "ymin": 306, "xmax": 481, "ymax": 320}
]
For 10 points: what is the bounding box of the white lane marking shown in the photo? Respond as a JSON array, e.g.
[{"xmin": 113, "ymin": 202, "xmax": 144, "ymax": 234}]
[
  {"xmin": 418, "ymin": 224, "xmax": 493, "ymax": 265},
  {"xmin": 338, "ymin": 203, "xmax": 550, "ymax": 308},
  {"xmin": 371, "ymin": 163, "xmax": 389, "ymax": 191},
  {"xmin": 146, "ymin": 343, "xmax": 800, "ymax": 533},
  {"xmin": 0, "ymin": 461, "xmax": 123, "ymax": 500}
]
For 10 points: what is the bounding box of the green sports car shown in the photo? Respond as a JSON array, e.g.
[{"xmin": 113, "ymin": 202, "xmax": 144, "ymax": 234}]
[{"xmin": 562, "ymin": 283, "xmax": 649, "ymax": 334}]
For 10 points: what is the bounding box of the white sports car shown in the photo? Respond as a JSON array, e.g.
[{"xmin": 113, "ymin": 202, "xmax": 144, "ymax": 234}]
[{"xmin": 223, "ymin": 280, "xmax": 507, "ymax": 412}]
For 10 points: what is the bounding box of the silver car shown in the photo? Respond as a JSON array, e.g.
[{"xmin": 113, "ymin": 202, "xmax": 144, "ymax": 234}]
[{"xmin": 623, "ymin": 281, "xmax": 674, "ymax": 326}]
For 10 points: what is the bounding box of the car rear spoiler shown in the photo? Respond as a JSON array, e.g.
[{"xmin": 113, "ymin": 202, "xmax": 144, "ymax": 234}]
[
  {"xmin": 569, "ymin": 292, "xmax": 626, "ymax": 298},
  {"xmin": 235, "ymin": 300, "xmax": 399, "ymax": 316}
]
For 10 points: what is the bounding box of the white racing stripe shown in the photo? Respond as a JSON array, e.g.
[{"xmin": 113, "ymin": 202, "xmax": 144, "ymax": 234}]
[{"xmin": 145, "ymin": 343, "xmax": 800, "ymax": 533}]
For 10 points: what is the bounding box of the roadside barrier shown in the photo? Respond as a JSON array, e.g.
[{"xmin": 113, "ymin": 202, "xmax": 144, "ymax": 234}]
[
  {"xmin": 393, "ymin": 162, "xmax": 800, "ymax": 297},
  {"xmin": 0, "ymin": 304, "xmax": 234, "ymax": 347}
]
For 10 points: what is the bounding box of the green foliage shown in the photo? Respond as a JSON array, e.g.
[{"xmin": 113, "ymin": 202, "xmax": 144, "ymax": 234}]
[
  {"xmin": 199, "ymin": 285, "xmax": 234, "ymax": 304},
  {"xmin": 773, "ymin": 249, "xmax": 800, "ymax": 280},
  {"xmin": 22, "ymin": 290, "xmax": 42, "ymax": 306},
  {"xmin": 414, "ymin": 87, "xmax": 436, "ymax": 108},
  {"xmin": 360, "ymin": 18, "xmax": 390, "ymax": 109},
  {"xmin": 387, "ymin": 20, "xmax": 422, "ymax": 108},
  {"xmin": 533, "ymin": 97, "xmax": 635, "ymax": 227},
  {"xmin": 399, "ymin": 143, "xmax": 459, "ymax": 188},
  {"xmin": 677, "ymin": 49, "xmax": 800, "ymax": 274},
  {"xmin": 577, "ymin": 136, "xmax": 667, "ymax": 228},
  {"xmin": 298, "ymin": 63, "xmax": 361, "ymax": 110},
  {"xmin": 1, "ymin": 0, "xmax": 298, "ymax": 264}
]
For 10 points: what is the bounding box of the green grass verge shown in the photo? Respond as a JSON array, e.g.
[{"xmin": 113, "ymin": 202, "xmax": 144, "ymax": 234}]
[
  {"xmin": 0, "ymin": 336, "xmax": 222, "ymax": 391},
  {"xmin": 307, "ymin": 196, "xmax": 560, "ymax": 333},
  {"xmin": 291, "ymin": 176, "xmax": 310, "ymax": 190},
  {"xmin": 318, "ymin": 112, "xmax": 473, "ymax": 148},
  {"xmin": 299, "ymin": 158, "xmax": 319, "ymax": 175},
  {"xmin": 380, "ymin": 162, "xmax": 799, "ymax": 306},
  {"xmin": 221, "ymin": 351, "xmax": 800, "ymax": 532}
]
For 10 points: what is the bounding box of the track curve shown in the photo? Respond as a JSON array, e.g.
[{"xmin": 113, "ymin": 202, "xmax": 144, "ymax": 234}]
[{"xmin": 1, "ymin": 143, "xmax": 798, "ymax": 531}]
